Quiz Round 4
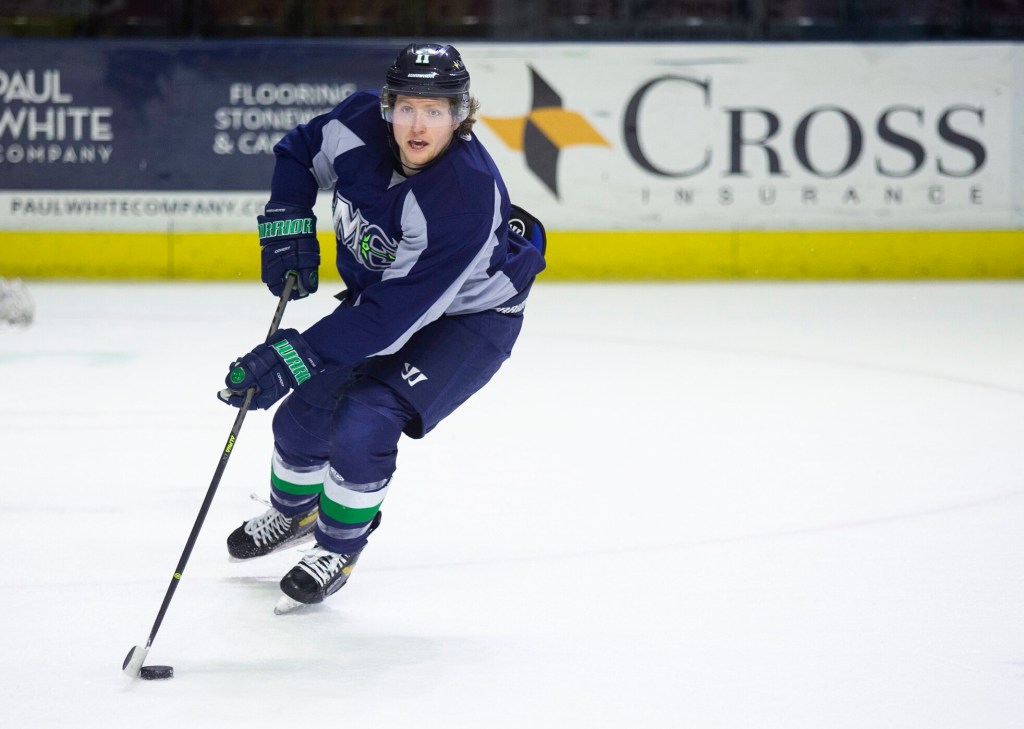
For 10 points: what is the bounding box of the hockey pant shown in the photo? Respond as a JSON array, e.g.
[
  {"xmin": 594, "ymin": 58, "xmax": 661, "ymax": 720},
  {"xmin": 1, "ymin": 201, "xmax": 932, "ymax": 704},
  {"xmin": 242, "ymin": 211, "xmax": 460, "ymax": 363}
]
[{"xmin": 267, "ymin": 309, "xmax": 524, "ymax": 554}]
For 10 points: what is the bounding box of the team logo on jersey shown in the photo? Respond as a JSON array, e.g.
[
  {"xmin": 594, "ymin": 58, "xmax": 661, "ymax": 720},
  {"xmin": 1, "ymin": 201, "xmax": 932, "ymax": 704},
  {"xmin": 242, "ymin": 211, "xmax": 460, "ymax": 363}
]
[
  {"xmin": 480, "ymin": 67, "xmax": 609, "ymax": 199},
  {"xmin": 332, "ymin": 193, "xmax": 399, "ymax": 272}
]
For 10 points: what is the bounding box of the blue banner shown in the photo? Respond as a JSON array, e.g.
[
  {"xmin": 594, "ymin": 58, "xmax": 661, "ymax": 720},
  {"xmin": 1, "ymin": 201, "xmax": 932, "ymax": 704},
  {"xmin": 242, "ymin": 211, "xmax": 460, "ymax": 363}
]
[{"xmin": 0, "ymin": 40, "xmax": 399, "ymax": 191}]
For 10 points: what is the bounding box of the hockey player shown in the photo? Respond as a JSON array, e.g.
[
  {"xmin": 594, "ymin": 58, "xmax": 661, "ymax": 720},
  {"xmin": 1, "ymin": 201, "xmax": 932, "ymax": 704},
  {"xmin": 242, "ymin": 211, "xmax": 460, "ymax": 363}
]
[{"xmin": 218, "ymin": 43, "xmax": 546, "ymax": 611}]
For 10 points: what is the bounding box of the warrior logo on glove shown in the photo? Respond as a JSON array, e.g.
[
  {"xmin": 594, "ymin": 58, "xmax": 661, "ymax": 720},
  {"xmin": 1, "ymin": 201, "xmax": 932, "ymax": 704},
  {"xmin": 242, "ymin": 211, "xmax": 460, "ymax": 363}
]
[
  {"xmin": 219, "ymin": 329, "xmax": 322, "ymax": 410},
  {"xmin": 269, "ymin": 339, "xmax": 314, "ymax": 384},
  {"xmin": 258, "ymin": 202, "xmax": 320, "ymax": 300},
  {"xmin": 259, "ymin": 217, "xmax": 314, "ymax": 240}
]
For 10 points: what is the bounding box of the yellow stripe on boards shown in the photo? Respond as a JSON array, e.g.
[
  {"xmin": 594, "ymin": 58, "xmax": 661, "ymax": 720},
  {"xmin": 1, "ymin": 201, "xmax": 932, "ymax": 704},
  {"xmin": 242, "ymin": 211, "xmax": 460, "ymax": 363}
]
[
  {"xmin": 0, "ymin": 232, "xmax": 341, "ymax": 281},
  {"xmin": 1, "ymin": 230, "xmax": 1021, "ymax": 280},
  {"xmin": 544, "ymin": 230, "xmax": 1024, "ymax": 280}
]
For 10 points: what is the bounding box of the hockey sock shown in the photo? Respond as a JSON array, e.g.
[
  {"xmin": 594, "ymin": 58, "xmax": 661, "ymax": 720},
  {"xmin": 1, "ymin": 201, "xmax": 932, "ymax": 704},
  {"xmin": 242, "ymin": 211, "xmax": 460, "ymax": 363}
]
[
  {"xmin": 315, "ymin": 466, "xmax": 389, "ymax": 553},
  {"xmin": 269, "ymin": 447, "xmax": 327, "ymax": 516}
]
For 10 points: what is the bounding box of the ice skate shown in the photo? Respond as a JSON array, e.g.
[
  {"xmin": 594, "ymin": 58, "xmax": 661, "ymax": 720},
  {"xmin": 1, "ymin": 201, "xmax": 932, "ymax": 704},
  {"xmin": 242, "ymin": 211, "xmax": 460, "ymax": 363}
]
[
  {"xmin": 227, "ymin": 496, "xmax": 318, "ymax": 560},
  {"xmin": 274, "ymin": 512, "xmax": 381, "ymax": 613},
  {"xmin": 274, "ymin": 545, "xmax": 365, "ymax": 613}
]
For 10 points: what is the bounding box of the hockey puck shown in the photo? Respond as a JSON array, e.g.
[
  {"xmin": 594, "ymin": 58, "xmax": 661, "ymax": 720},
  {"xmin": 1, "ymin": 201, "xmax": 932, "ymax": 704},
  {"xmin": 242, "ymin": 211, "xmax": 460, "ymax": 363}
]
[{"xmin": 140, "ymin": 665, "xmax": 174, "ymax": 680}]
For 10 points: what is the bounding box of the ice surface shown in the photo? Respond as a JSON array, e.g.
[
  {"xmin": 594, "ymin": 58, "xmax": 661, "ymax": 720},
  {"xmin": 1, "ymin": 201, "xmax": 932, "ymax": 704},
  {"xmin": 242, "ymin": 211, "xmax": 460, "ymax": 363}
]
[{"xmin": 1, "ymin": 281, "xmax": 1022, "ymax": 728}]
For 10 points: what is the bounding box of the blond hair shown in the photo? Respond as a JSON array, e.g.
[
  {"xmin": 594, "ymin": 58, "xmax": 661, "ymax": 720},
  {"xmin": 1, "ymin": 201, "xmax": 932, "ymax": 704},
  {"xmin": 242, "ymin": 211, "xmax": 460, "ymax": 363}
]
[{"xmin": 456, "ymin": 96, "xmax": 481, "ymax": 136}]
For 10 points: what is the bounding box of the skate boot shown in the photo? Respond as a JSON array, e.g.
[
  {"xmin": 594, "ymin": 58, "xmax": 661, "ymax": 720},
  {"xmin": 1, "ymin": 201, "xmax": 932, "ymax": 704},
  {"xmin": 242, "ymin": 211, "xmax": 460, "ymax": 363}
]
[
  {"xmin": 275, "ymin": 512, "xmax": 382, "ymax": 612},
  {"xmin": 278, "ymin": 545, "xmax": 366, "ymax": 606},
  {"xmin": 226, "ymin": 496, "xmax": 318, "ymax": 560}
]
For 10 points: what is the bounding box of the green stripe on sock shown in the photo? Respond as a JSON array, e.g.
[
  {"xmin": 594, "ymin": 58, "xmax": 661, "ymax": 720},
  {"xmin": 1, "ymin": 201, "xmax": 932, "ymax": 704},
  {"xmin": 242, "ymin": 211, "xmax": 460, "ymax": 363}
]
[
  {"xmin": 319, "ymin": 498, "xmax": 382, "ymax": 525},
  {"xmin": 271, "ymin": 471, "xmax": 323, "ymax": 496}
]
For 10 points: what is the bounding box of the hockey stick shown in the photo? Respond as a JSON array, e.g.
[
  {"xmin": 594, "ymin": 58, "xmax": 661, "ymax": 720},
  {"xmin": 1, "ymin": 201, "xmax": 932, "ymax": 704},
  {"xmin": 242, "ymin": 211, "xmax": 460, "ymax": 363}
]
[{"xmin": 122, "ymin": 273, "xmax": 298, "ymax": 680}]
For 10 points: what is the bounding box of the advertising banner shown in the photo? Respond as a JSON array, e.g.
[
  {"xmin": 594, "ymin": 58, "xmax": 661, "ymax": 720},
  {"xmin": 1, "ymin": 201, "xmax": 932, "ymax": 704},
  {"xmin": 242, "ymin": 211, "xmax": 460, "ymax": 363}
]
[
  {"xmin": 464, "ymin": 42, "xmax": 1017, "ymax": 231},
  {"xmin": 0, "ymin": 40, "xmax": 1020, "ymax": 280},
  {"xmin": 1, "ymin": 41, "xmax": 1020, "ymax": 234},
  {"xmin": 0, "ymin": 40, "xmax": 391, "ymax": 231}
]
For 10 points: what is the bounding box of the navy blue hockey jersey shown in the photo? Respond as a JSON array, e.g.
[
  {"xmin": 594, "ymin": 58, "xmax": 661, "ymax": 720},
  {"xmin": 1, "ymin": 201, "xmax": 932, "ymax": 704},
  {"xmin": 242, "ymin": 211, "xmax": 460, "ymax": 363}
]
[{"xmin": 267, "ymin": 90, "xmax": 546, "ymax": 374}]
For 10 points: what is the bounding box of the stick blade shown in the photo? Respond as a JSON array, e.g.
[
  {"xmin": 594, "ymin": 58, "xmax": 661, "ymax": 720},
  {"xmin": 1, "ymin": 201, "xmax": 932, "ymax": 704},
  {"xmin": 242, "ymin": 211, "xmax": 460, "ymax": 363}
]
[{"xmin": 122, "ymin": 645, "xmax": 148, "ymax": 678}]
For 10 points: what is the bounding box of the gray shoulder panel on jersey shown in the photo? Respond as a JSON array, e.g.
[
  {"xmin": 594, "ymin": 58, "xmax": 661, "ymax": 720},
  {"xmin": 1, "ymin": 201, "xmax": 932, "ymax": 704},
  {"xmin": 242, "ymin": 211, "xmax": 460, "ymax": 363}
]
[
  {"xmin": 310, "ymin": 120, "xmax": 365, "ymax": 190},
  {"xmin": 370, "ymin": 183, "xmax": 516, "ymax": 358}
]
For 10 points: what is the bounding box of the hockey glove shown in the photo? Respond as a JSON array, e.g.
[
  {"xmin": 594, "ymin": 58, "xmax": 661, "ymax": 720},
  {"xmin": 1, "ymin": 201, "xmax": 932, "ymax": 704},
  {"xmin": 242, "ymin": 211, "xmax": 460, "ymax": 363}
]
[
  {"xmin": 218, "ymin": 328, "xmax": 323, "ymax": 410},
  {"xmin": 258, "ymin": 202, "xmax": 320, "ymax": 300}
]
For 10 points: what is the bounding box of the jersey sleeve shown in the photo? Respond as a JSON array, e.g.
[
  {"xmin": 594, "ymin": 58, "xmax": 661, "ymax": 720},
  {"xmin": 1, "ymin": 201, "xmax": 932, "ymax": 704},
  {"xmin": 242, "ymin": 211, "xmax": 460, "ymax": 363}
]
[{"xmin": 268, "ymin": 93, "xmax": 378, "ymax": 209}]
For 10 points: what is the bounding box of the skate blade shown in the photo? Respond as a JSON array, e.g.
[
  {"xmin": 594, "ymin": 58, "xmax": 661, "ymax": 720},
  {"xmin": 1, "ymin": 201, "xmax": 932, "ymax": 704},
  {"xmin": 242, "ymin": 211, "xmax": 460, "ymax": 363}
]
[{"xmin": 274, "ymin": 595, "xmax": 306, "ymax": 615}]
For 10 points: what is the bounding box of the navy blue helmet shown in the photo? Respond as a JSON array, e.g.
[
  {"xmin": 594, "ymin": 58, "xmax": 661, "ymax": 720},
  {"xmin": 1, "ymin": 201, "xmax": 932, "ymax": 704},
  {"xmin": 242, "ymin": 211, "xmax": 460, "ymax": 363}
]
[{"xmin": 381, "ymin": 43, "xmax": 471, "ymax": 123}]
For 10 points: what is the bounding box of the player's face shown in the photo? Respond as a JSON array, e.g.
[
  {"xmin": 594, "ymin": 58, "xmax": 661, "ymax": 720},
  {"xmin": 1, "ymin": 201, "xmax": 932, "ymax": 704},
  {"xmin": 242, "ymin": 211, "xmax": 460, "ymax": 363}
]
[{"xmin": 391, "ymin": 96, "xmax": 459, "ymax": 174}]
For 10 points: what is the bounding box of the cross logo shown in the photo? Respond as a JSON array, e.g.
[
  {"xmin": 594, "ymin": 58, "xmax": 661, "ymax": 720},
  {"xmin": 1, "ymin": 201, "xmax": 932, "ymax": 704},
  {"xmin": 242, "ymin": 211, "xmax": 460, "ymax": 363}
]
[
  {"xmin": 480, "ymin": 66, "xmax": 610, "ymax": 199},
  {"xmin": 401, "ymin": 363, "xmax": 429, "ymax": 386}
]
